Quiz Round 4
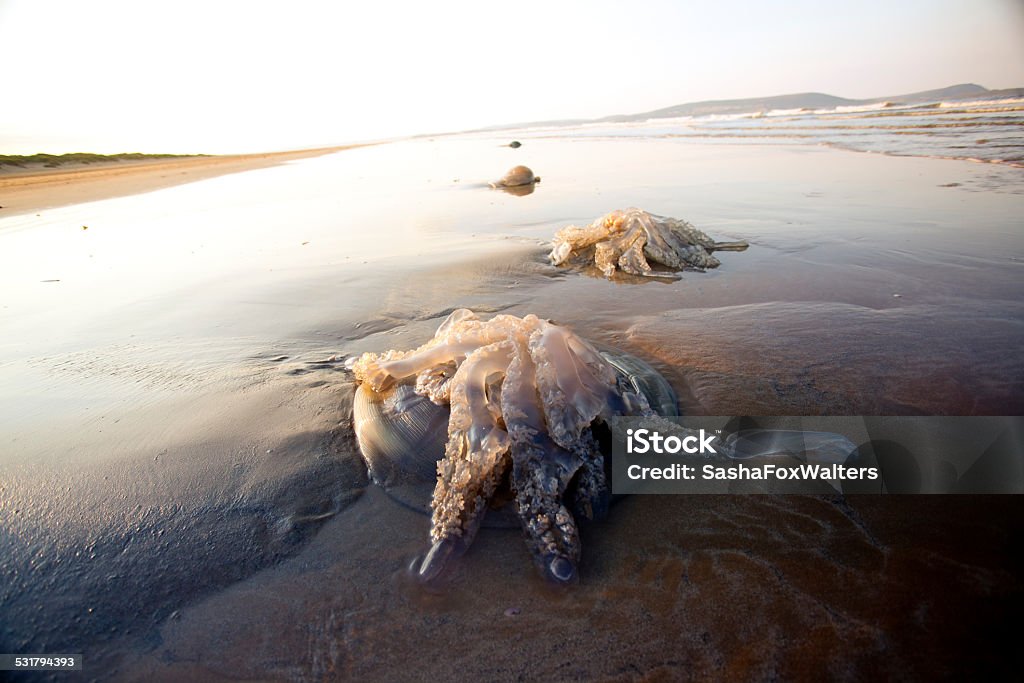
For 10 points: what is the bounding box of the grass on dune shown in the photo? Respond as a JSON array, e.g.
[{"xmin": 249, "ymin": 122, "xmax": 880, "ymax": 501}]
[{"xmin": 0, "ymin": 152, "xmax": 206, "ymax": 168}]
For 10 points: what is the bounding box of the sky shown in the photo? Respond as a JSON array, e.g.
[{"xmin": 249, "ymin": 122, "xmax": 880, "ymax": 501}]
[{"xmin": 1, "ymin": 0, "xmax": 1022, "ymax": 154}]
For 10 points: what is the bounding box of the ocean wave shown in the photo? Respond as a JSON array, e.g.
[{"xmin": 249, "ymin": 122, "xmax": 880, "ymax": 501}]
[
  {"xmin": 760, "ymin": 107, "xmax": 813, "ymax": 118},
  {"xmin": 833, "ymin": 101, "xmax": 897, "ymax": 114},
  {"xmin": 940, "ymin": 98, "xmax": 1024, "ymax": 108}
]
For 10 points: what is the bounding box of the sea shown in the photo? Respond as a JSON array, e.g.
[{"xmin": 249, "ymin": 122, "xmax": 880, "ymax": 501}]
[{"xmin": 470, "ymin": 96, "xmax": 1024, "ymax": 168}]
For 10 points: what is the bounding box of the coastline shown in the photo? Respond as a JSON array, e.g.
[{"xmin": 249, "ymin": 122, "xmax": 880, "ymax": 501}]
[{"xmin": 0, "ymin": 145, "xmax": 367, "ymax": 217}]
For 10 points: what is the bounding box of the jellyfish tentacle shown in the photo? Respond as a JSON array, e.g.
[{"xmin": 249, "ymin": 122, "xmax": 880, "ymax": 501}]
[
  {"xmin": 636, "ymin": 210, "xmax": 685, "ymax": 270},
  {"xmin": 512, "ymin": 446, "xmax": 582, "ymax": 584},
  {"xmin": 414, "ymin": 361, "xmax": 458, "ymax": 403},
  {"xmin": 501, "ymin": 339, "xmax": 583, "ymax": 583},
  {"xmin": 349, "ymin": 342, "xmax": 479, "ymax": 392},
  {"xmin": 616, "ymin": 228, "xmax": 655, "ymax": 277},
  {"xmin": 568, "ymin": 430, "xmax": 610, "ymax": 523},
  {"xmin": 594, "ymin": 227, "xmax": 645, "ymax": 278},
  {"xmin": 349, "ymin": 310, "xmax": 517, "ymax": 392},
  {"xmin": 421, "ymin": 341, "xmax": 515, "ymax": 581},
  {"xmin": 550, "ymin": 210, "xmax": 628, "ymax": 266},
  {"xmin": 530, "ymin": 322, "xmax": 621, "ymax": 449},
  {"xmin": 660, "ymin": 215, "xmax": 724, "ymax": 269}
]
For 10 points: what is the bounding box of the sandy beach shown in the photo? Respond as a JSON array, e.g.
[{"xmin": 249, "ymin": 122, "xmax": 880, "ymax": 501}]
[
  {"xmin": 0, "ymin": 146, "xmax": 364, "ymax": 217},
  {"xmin": 1, "ymin": 135, "xmax": 1022, "ymax": 681}
]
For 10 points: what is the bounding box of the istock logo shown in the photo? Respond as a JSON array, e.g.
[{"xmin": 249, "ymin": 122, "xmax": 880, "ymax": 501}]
[{"xmin": 626, "ymin": 428, "xmax": 717, "ymax": 455}]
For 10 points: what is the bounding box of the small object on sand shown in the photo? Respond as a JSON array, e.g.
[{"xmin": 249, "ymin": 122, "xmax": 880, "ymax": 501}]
[
  {"xmin": 490, "ymin": 165, "xmax": 540, "ymax": 189},
  {"xmin": 509, "ymin": 141, "xmax": 522, "ymax": 148},
  {"xmin": 504, "ymin": 607, "xmax": 521, "ymax": 617},
  {"xmin": 550, "ymin": 207, "xmax": 749, "ymax": 278},
  {"xmin": 82, "ymin": 226, "xmax": 88, "ymax": 230}
]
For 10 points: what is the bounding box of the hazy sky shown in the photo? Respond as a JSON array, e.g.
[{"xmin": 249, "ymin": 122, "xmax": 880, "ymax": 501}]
[{"xmin": 1, "ymin": 0, "xmax": 1022, "ymax": 154}]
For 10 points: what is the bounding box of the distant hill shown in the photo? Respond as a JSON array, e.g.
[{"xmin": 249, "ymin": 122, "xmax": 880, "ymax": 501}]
[
  {"xmin": 601, "ymin": 84, "xmax": 996, "ymax": 122},
  {"xmin": 601, "ymin": 92, "xmax": 854, "ymax": 122},
  {"xmin": 468, "ymin": 83, "xmax": 1022, "ymax": 134}
]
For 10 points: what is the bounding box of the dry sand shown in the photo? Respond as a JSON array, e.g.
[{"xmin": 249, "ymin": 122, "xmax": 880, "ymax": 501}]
[
  {"xmin": 0, "ymin": 146, "xmax": 365, "ymax": 216},
  {"xmin": 1, "ymin": 137, "xmax": 1021, "ymax": 681}
]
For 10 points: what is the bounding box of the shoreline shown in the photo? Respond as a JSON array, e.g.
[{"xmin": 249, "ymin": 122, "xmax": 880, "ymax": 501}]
[{"xmin": 0, "ymin": 145, "xmax": 367, "ymax": 216}]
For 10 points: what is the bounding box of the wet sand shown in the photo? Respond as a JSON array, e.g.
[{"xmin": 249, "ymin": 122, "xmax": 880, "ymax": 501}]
[{"xmin": 1, "ymin": 137, "xmax": 1022, "ymax": 680}]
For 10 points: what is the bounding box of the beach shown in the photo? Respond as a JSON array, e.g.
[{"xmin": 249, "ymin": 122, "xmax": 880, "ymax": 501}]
[
  {"xmin": 1, "ymin": 134, "xmax": 1022, "ymax": 680},
  {"xmin": 0, "ymin": 146, "xmax": 363, "ymax": 217}
]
